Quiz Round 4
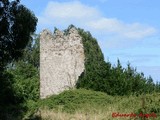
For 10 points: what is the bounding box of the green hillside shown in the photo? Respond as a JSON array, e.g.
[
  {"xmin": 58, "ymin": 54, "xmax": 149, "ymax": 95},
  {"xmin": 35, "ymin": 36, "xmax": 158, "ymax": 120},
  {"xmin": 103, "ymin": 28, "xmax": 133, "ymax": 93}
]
[{"xmin": 27, "ymin": 89, "xmax": 160, "ymax": 119}]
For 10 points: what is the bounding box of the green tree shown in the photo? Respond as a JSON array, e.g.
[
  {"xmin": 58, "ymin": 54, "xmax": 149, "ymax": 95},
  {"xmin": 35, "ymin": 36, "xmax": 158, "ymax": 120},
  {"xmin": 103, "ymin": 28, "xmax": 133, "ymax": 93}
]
[
  {"xmin": 0, "ymin": 0, "xmax": 37, "ymax": 71},
  {"xmin": 0, "ymin": 0, "xmax": 37, "ymax": 116},
  {"xmin": 0, "ymin": 0, "xmax": 37, "ymax": 98}
]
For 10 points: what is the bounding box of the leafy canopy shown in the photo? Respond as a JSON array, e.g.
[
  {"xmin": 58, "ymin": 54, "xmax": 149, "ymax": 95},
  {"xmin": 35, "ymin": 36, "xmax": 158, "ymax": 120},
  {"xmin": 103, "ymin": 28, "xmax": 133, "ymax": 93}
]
[{"xmin": 0, "ymin": 0, "xmax": 37, "ymax": 71}]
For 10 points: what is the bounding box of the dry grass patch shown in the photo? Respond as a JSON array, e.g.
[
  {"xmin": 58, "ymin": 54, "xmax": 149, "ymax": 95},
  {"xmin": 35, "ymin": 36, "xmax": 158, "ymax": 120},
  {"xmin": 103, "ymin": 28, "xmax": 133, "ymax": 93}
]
[{"xmin": 35, "ymin": 108, "xmax": 117, "ymax": 120}]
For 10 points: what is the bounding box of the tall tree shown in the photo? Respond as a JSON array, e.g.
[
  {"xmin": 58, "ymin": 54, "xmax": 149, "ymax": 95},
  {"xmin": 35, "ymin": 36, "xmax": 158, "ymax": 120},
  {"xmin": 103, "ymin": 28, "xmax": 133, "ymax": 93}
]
[
  {"xmin": 0, "ymin": 0, "xmax": 37, "ymax": 72},
  {"xmin": 0, "ymin": 0, "xmax": 37, "ymax": 108}
]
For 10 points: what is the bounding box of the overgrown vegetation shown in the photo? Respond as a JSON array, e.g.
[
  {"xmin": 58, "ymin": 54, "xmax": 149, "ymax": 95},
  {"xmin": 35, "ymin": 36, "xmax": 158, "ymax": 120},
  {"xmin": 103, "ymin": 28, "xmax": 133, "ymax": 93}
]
[{"xmin": 28, "ymin": 89, "xmax": 160, "ymax": 119}]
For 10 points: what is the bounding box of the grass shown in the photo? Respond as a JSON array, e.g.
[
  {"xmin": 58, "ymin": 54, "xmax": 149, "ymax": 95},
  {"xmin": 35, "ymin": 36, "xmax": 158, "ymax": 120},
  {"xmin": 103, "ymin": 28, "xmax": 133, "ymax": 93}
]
[
  {"xmin": 24, "ymin": 89, "xmax": 160, "ymax": 120},
  {"xmin": 34, "ymin": 109, "xmax": 114, "ymax": 120}
]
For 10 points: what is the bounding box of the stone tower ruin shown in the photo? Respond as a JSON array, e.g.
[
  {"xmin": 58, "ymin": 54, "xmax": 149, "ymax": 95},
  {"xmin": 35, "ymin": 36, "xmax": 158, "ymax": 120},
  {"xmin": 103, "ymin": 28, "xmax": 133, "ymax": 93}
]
[{"xmin": 40, "ymin": 27, "xmax": 85, "ymax": 98}]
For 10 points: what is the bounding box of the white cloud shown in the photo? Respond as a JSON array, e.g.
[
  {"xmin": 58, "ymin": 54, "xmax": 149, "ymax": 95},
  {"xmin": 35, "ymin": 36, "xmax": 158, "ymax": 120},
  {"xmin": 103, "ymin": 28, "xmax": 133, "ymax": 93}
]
[
  {"xmin": 38, "ymin": 1, "xmax": 157, "ymax": 40},
  {"xmin": 38, "ymin": 1, "xmax": 100, "ymax": 29},
  {"xmin": 88, "ymin": 18, "xmax": 156, "ymax": 39},
  {"xmin": 44, "ymin": 1, "xmax": 100, "ymax": 19}
]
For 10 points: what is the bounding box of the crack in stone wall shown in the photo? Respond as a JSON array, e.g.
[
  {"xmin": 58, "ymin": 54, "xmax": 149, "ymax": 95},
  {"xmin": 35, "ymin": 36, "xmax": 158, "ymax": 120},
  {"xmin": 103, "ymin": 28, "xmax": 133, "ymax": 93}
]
[{"xmin": 40, "ymin": 28, "xmax": 85, "ymax": 99}]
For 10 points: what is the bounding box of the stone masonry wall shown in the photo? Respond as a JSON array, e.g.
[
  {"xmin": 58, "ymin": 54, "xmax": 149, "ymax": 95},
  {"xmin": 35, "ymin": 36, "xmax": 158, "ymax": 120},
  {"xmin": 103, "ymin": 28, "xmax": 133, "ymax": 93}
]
[{"xmin": 40, "ymin": 28, "xmax": 85, "ymax": 99}]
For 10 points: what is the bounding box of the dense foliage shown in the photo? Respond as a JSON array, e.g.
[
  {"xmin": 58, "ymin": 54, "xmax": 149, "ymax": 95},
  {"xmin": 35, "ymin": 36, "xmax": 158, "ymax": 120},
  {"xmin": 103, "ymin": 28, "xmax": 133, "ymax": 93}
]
[
  {"xmin": 0, "ymin": 0, "xmax": 38, "ymax": 119},
  {"xmin": 0, "ymin": 0, "xmax": 37, "ymax": 102},
  {"xmin": 76, "ymin": 27, "xmax": 160, "ymax": 95},
  {"xmin": 10, "ymin": 34, "xmax": 40, "ymax": 103},
  {"xmin": 0, "ymin": 0, "xmax": 37, "ymax": 71},
  {"xmin": 0, "ymin": 34, "xmax": 40, "ymax": 119}
]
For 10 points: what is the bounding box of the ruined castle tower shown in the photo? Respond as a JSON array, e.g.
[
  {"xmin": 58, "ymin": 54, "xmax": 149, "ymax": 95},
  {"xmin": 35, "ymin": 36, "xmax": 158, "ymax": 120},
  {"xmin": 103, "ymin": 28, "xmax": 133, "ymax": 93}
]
[{"xmin": 40, "ymin": 27, "xmax": 85, "ymax": 98}]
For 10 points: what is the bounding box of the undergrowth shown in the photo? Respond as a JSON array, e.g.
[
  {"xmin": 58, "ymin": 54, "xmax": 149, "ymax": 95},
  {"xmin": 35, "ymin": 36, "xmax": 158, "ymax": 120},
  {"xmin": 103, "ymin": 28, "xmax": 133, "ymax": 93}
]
[{"xmin": 23, "ymin": 89, "xmax": 160, "ymax": 119}]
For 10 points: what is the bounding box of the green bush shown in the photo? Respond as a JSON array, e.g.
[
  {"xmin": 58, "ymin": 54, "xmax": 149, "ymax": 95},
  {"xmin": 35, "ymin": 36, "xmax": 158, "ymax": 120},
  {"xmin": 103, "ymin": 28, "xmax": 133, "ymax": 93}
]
[
  {"xmin": 10, "ymin": 62, "xmax": 39, "ymax": 103},
  {"xmin": 39, "ymin": 89, "xmax": 114, "ymax": 113}
]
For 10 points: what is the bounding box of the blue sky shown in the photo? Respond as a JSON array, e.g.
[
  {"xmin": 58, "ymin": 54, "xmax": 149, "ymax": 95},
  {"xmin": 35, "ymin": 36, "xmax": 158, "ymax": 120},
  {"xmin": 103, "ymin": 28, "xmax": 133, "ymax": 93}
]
[{"xmin": 21, "ymin": 0, "xmax": 160, "ymax": 82}]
